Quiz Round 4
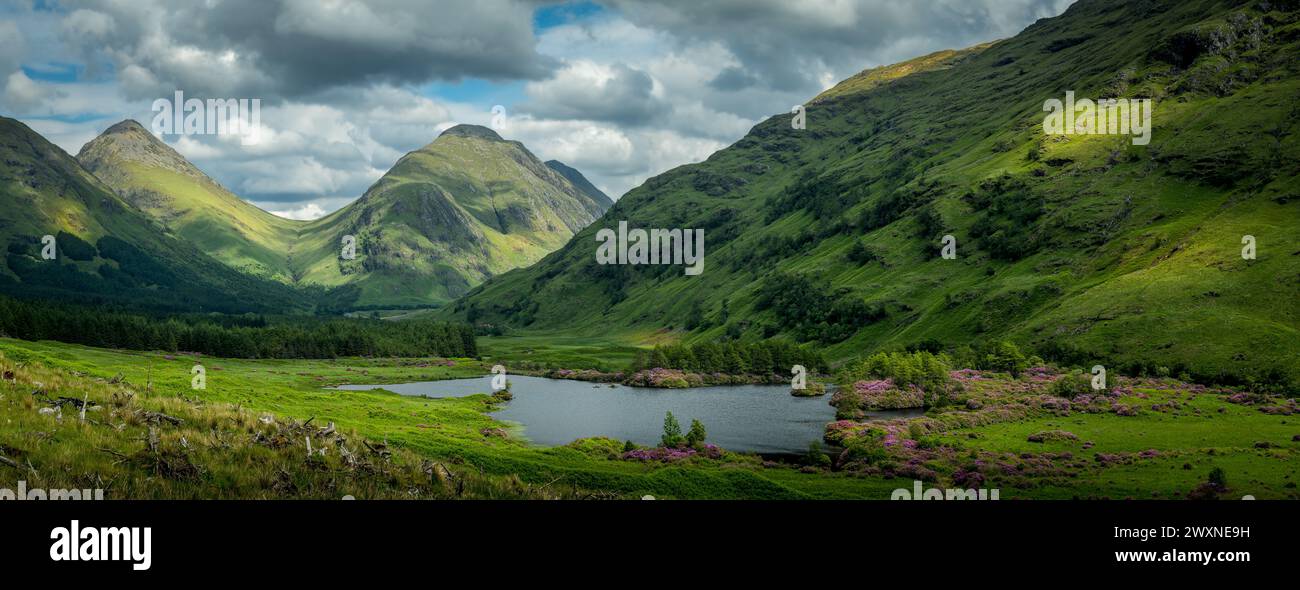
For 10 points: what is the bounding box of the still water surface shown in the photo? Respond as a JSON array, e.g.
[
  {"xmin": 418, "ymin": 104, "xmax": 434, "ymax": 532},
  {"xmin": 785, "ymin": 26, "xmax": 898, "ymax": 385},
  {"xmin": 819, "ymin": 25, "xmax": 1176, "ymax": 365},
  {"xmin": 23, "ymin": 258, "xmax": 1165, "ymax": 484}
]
[{"xmin": 333, "ymin": 375, "xmax": 922, "ymax": 454}]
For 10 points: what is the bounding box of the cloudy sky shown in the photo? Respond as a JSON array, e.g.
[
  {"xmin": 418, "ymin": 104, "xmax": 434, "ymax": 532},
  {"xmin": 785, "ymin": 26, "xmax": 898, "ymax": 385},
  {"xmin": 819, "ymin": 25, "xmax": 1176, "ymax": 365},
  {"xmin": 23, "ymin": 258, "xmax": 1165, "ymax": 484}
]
[{"xmin": 0, "ymin": 0, "xmax": 1074, "ymax": 220}]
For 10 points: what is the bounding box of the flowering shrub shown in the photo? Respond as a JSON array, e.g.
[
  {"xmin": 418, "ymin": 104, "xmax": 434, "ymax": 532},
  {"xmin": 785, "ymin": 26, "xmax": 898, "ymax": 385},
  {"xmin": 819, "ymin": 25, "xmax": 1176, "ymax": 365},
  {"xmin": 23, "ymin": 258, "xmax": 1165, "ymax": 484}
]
[
  {"xmin": 950, "ymin": 369, "xmax": 987, "ymax": 382},
  {"xmin": 832, "ymin": 378, "xmax": 926, "ymax": 414},
  {"xmin": 1023, "ymin": 366, "xmax": 1057, "ymax": 381},
  {"xmin": 624, "ymin": 368, "xmax": 694, "ymax": 388},
  {"xmin": 543, "ymin": 368, "xmax": 623, "ymax": 382},
  {"xmin": 621, "ymin": 443, "xmax": 722, "ymax": 462},
  {"xmin": 838, "ymin": 350, "xmax": 955, "ymax": 400}
]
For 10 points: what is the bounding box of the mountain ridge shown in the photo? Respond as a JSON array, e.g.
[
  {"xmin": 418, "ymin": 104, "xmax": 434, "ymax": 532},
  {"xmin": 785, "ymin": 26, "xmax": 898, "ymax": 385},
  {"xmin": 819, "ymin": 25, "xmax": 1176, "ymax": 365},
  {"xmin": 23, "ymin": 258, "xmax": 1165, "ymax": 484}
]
[
  {"xmin": 72, "ymin": 119, "xmax": 611, "ymax": 307},
  {"xmin": 443, "ymin": 0, "xmax": 1300, "ymax": 388}
]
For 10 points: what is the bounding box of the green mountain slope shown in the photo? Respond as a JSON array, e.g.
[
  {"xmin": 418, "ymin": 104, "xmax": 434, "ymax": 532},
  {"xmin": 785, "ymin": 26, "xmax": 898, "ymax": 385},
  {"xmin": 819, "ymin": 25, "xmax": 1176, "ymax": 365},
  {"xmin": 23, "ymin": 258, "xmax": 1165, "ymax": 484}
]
[
  {"xmin": 545, "ymin": 159, "xmax": 614, "ymax": 211},
  {"xmin": 77, "ymin": 121, "xmax": 610, "ymax": 309},
  {"xmin": 445, "ymin": 0, "xmax": 1300, "ymax": 388},
  {"xmin": 291, "ymin": 124, "xmax": 611, "ymax": 307},
  {"xmin": 76, "ymin": 120, "xmax": 300, "ymax": 282},
  {"xmin": 0, "ymin": 117, "xmax": 308, "ymax": 313}
]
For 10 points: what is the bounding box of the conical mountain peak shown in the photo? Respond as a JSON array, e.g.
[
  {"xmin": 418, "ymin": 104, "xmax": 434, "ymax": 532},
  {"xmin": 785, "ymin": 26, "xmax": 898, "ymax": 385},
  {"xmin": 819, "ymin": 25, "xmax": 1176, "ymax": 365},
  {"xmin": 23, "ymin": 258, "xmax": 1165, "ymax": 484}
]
[
  {"xmin": 78, "ymin": 119, "xmax": 202, "ymax": 180},
  {"xmin": 438, "ymin": 124, "xmax": 504, "ymax": 142}
]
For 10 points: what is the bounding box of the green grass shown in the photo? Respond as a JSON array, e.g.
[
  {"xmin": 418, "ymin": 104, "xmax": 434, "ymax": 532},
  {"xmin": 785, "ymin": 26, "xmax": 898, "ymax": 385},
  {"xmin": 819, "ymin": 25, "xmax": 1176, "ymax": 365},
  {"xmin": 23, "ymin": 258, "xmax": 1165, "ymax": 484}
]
[
  {"xmin": 929, "ymin": 389, "xmax": 1298, "ymax": 499},
  {"xmin": 478, "ymin": 332, "xmax": 648, "ymax": 372},
  {"xmin": 2, "ymin": 338, "xmax": 1294, "ymax": 499}
]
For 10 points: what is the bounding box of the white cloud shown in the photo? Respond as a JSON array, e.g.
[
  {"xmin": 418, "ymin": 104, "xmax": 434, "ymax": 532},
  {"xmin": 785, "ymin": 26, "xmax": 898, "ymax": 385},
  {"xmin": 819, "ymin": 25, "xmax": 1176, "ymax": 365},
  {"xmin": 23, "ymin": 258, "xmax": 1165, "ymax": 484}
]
[
  {"xmin": 2, "ymin": 71, "xmax": 55, "ymax": 111},
  {"xmin": 267, "ymin": 202, "xmax": 328, "ymax": 220},
  {"xmin": 0, "ymin": 20, "xmax": 24, "ymax": 75},
  {"xmin": 3, "ymin": 1, "xmax": 1073, "ymax": 218}
]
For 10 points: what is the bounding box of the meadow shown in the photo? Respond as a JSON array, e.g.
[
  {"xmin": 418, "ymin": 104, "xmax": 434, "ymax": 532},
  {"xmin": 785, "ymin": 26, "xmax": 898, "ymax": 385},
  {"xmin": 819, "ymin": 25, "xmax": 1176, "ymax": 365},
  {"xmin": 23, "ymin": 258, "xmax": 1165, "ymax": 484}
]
[{"xmin": 1, "ymin": 337, "xmax": 1294, "ymax": 500}]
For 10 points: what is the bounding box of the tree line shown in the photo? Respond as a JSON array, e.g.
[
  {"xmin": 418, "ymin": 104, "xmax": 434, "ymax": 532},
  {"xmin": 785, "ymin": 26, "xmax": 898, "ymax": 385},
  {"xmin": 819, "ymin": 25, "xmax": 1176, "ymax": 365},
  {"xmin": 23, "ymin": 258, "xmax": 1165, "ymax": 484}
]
[
  {"xmin": 0, "ymin": 295, "xmax": 477, "ymax": 359},
  {"xmin": 630, "ymin": 340, "xmax": 827, "ymax": 375}
]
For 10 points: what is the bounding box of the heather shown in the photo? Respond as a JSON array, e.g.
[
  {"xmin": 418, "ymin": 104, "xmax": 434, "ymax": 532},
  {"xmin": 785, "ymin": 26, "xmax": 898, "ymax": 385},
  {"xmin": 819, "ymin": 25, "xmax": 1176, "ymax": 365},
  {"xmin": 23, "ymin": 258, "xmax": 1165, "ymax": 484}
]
[{"xmin": 820, "ymin": 362, "xmax": 1297, "ymax": 498}]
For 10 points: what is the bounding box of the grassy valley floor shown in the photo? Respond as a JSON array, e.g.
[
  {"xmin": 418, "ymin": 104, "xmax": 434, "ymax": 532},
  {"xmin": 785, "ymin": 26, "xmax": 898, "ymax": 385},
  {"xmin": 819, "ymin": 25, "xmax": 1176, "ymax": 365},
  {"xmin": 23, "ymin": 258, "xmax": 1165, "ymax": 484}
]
[{"xmin": 0, "ymin": 337, "xmax": 1295, "ymax": 500}]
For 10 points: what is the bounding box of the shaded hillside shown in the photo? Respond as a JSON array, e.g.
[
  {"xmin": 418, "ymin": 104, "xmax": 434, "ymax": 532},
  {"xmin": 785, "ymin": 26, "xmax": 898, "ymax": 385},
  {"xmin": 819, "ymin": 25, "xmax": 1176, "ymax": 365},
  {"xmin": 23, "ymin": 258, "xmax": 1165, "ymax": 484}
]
[
  {"xmin": 546, "ymin": 159, "xmax": 615, "ymax": 210},
  {"xmin": 0, "ymin": 117, "xmax": 309, "ymax": 313},
  {"xmin": 293, "ymin": 124, "xmax": 611, "ymax": 306}
]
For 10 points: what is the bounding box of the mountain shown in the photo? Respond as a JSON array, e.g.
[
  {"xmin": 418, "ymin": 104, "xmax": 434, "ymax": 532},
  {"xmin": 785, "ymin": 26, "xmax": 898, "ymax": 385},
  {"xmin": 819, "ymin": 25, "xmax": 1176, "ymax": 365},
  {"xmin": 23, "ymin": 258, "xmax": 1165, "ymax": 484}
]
[
  {"xmin": 445, "ymin": 0, "xmax": 1300, "ymax": 389},
  {"xmin": 0, "ymin": 117, "xmax": 309, "ymax": 313},
  {"xmin": 545, "ymin": 159, "xmax": 614, "ymax": 211},
  {"xmin": 77, "ymin": 120, "xmax": 299, "ymax": 282},
  {"xmin": 77, "ymin": 121, "xmax": 611, "ymax": 308},
  {"xmin": 288, "ymin": 124, "xmax": 611, "ymax": 306}
]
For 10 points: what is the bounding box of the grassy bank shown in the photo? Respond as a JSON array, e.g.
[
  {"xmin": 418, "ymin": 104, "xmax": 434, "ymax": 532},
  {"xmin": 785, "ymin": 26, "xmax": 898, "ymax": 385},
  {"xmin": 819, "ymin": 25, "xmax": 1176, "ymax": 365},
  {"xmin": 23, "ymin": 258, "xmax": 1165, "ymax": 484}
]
[{"xmin": 1, "ymin": 338, "xmax": 1295, "ymax": 499}]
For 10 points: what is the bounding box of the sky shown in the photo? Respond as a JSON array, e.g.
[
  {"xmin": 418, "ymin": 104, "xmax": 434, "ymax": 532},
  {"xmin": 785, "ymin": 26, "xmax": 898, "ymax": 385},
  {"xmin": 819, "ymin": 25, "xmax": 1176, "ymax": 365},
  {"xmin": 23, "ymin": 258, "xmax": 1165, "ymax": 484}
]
[{"xmin": 0, "ymin": 0, "xmax": 1075, "ymax": 220}]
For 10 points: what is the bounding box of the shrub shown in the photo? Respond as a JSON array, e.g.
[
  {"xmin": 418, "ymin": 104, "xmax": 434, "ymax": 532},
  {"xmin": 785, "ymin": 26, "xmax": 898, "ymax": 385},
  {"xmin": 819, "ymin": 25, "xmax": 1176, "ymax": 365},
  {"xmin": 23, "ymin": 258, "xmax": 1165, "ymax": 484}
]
[
  {"xmin": 661, "ymin": 411, "xmax": 684, "ymax": 448},
  {"xmin": 1048, "ymin": 370, "xmax": 1093, "ymax": 399},
  {"xmin": 842, "ymin": 436, "xmax": 888, "ymax": 465},
  {"xmin": 1208, "ymin": 467, "xmax": 1228, "ymax": 489},
  {"xmin": 980, "ymin": 341, "xmax": 1028, "ymax": 376},
  {"xmin": 807, "ymin": 441, "xmax": 831, "ymax": 467},
  {"xmin": 837, "ymin": 350, "xmax": 958, "ymax": 406},
  {"xmin": 56, "ymin": 231, "xmax": 98, "ymax": 261},
  {"xmin": 685, "ymin": 419, "xmax": 708, "ymax": 449}
]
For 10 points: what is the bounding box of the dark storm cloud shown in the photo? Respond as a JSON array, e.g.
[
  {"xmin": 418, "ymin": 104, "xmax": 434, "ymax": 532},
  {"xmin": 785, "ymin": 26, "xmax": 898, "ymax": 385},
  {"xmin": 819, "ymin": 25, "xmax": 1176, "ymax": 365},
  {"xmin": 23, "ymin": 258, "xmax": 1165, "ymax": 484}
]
[
  {"xmin": 59, "ymin": 0, "xmax": 558, "ymax": 99},
  {"xmin": 520, "ymin": 62, "xmax": 669, "ymax": 126}
]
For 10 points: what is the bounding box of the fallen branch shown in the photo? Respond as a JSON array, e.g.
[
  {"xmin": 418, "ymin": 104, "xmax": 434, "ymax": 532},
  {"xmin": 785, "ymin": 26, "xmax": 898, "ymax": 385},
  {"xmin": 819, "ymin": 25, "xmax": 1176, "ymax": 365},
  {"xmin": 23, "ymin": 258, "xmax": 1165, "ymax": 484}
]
[{"xmin": 136, "ymin": 410, "xmax": 184, "ymax": 426}]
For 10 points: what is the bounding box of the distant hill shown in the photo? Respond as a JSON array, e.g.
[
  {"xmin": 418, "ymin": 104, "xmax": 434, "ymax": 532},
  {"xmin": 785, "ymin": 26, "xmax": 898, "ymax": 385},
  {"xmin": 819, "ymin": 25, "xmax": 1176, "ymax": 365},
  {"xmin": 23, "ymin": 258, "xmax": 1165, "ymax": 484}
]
[
  {"xmin": 75, "ymin": 121, "xmax": 611, "ymax": 308},
  {"xmin": 287, "ymin": 124, "xmax": 611, "ymax": 306},
  {"xmin": 0, "ymin": 117, "xmax": 308, "ymax": 313},
  {"xmin": 546, "ymin": 159, "xmax": 614, "ymax": 211},
  {"xmin": 444, "ymin": 0, "xmax": 1300, "ymax": 388},
  {"xmin": 77, "ymin": 120, "xmax": 300, "ymax": 282}
]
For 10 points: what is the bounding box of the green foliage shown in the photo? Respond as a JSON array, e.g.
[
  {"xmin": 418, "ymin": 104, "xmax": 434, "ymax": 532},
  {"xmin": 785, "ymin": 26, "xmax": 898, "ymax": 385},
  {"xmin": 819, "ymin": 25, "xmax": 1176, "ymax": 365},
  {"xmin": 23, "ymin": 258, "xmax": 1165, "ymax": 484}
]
[
  {"xmin": 753, "ymin": 273, "xmax": 885, "ymax": 343},
  {"xmin": 845, "ymin": 240, "xmax": 880, "ymax": 265},
  {"xmin": 1048, "ymin": 369, "xmax": 1094, "ymax": 399},
  {"xmin": 979, "ymin": 341, "xmax": 1029, "ymax": 377},
  {"xmin": 765, "ymin": 170, "xmax": 857, "ymax": 222},
  {"xmin": 631, "ymin": 339, "xmax": 826, "ymax": 376},
  {"xmin": 661, "ymin": 411, "xmax": 684, "ymax": 448},
  {"xmin": 807, "ymin": 441, "xmax": 831, "ymax": 467},
  {"xmin": 686, "ymin": 419, "xmax": 708, "ymax": 449},
  {"xmin": 966, "ymin": 174, "xmax": 1046, "ymax": 261},
  {"xmin": 55, "ymin": 231, "xmax": 97, "ymax": 261},
  {"xmin": 842, "ymin": 435, "xmax": 888, "ymax": 466},
  {"xmin": 838, "ymin": 350, "xmax": 958, "ymax": 407},
  {"xmin": 1208, "ymin": 467, "xmax": 1228, "ymax": 489},
  {"xmin": 0, "ymin": 295, "xmax": 477, "ymax": 359}
]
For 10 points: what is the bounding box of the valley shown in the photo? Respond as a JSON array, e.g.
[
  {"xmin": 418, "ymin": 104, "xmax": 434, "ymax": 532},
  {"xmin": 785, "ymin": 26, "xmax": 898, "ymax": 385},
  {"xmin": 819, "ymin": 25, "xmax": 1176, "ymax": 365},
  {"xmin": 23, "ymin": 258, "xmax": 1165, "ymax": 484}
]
[
  {"xmin": 1, "ymin": 337, "xmax": 1295, "ymax": 500},
  {"xmin": 0, "ymin": 0, "xmax": 1295, "ymax": 503}
]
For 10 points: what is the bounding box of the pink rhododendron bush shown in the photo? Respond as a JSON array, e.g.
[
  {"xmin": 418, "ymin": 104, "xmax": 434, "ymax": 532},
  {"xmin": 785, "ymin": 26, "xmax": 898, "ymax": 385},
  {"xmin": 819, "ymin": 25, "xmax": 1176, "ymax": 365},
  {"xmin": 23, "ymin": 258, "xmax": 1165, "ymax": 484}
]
[{"xmin": 831, "ymin": 379, "xmax": 925, "ymax": 412}]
